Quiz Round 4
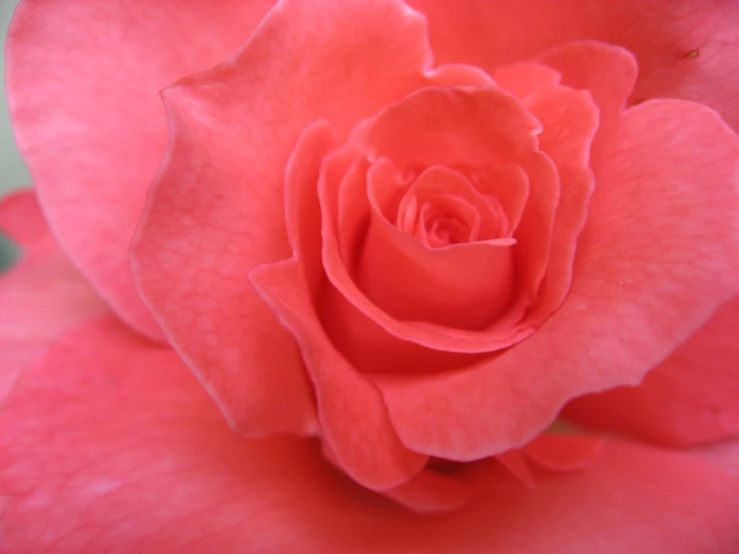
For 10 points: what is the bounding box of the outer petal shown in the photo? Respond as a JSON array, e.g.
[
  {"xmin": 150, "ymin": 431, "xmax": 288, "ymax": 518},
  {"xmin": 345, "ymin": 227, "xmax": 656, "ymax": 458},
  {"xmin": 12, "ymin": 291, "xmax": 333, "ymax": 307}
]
[
  {"xmin": 0, "ymin": 190, "xmax": 108, "ymax": 401},
  {"xmin": 564, "ymin": 294, "xmax": 739, "ymax": 446},
  {"xmin": 251, "ymin": 257, "xmax": 428, "ymax": 490},
  {"xmin": 1, "ymin": 323, "xmax": 738, "ymax": 553},
  {"xmin": 248, "ymin": 121, "xmax": 427, "ymax": 488},
  {"xmin": 131, "ymin": 0, "xmax": 434, "ymax": 437},
  {"xmin": 497, "ymin": 57, "xmax": 602, "ymax": 322},
  {"xmin": 6, "ymin": 0, "xmax": 275, "ymax": 338},
  {"xmin": 378, "ymin": 99, "xmax": 739, "ymax": 460},
  {"xmin": 408, "ymin": 0, "xmax": 739, "ymax": 132}
]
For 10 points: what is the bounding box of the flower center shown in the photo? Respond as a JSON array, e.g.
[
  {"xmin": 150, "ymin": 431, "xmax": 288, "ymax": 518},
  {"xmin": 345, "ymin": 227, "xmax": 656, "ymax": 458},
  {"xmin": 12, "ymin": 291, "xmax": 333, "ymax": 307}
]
[{"xmin": 394, "ymin": 166, "xmax": 509, "ymax": 248}]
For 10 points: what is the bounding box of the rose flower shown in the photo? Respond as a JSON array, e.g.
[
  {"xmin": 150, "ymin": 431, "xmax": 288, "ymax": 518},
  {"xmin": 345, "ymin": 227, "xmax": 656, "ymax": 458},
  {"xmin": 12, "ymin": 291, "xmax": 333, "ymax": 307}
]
[{"xmin": 1, "ymin": 0, "xmax": 739, "ymax": 552}]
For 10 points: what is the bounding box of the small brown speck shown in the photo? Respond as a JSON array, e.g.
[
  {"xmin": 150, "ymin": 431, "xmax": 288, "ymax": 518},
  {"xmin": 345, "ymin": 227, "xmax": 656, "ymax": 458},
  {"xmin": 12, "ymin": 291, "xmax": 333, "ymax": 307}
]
[{"xmin": 683, "ymin": 49, "xmax": 700, "ymax": 59}]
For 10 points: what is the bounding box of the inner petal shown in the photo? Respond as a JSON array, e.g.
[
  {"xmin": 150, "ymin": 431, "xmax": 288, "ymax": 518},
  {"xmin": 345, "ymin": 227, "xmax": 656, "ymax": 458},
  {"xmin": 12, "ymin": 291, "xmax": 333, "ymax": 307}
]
[
  {"xmin": 356, "ymin": 159, "xmax": 516, "ymax": 330},
  {"xmin": 394, "ymin": 166, "xmax": 510, "ymax": 249},
  {"xmin": 421, "ymin": 199, "xmax": 479, "ymax": 247}
]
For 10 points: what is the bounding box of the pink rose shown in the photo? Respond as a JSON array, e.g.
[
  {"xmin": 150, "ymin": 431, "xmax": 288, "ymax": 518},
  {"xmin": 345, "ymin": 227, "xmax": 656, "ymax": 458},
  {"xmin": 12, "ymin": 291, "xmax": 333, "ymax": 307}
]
[{"xmin": 2, "ymin": 0, "xmax": 739, "ymax": 551}]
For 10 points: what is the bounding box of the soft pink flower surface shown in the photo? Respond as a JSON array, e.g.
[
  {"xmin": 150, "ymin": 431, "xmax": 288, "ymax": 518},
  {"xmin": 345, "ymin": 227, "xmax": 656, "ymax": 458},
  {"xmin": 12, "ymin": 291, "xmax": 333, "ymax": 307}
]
[{"xmin": 2, "ymin": 0, "xmax": 739, "ymax": 551}]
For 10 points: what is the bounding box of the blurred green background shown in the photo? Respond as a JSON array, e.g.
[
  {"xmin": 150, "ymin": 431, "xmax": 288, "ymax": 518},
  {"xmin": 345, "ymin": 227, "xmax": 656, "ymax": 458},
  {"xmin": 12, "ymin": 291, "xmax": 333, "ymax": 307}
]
[{"xmin": 1, "ymin": 0, "xmax": 30, "ymax": 272}]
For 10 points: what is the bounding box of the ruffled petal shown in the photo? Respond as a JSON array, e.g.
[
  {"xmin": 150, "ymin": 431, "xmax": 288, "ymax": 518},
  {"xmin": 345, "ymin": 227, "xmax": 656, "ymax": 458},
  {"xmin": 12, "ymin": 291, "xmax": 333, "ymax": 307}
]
[
  {"xmin": 6, "ymin": 0, "xmax": 275, "ymax": 338},
  {"xmin": 564, "ymin": 294, "xmax": 739, "ymax": 446},
  {"xmin": 497, "ymin": 57, "xmax": 602, "ymax": 322},
  {"xmin": 132, "ymin": 0, "xmax": 433, "ymax": 437},
  {"xmin": 251, "ymin": 257, "xmax": 427, "ymax": 490}
]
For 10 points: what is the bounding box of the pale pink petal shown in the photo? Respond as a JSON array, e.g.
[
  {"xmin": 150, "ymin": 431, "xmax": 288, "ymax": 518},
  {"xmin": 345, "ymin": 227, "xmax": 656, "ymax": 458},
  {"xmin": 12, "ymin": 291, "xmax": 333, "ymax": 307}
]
[
  {"xmin": 1, "ymin": 327, "xmax": 738, "ymax": 553},
  {"xmin": 379, "ymin": 99, "xmax": 739, "ymax": 460},
  {"xmin": 564, "ymin": 294, "xmax": 739, "ymax": 446},
  {"xmin": 6, "ymin": 0, "xmax": 275, "ymax": 338},
  {"xmin": 131, "ymin": 0, "xmax": 434, "ymax": 438}
]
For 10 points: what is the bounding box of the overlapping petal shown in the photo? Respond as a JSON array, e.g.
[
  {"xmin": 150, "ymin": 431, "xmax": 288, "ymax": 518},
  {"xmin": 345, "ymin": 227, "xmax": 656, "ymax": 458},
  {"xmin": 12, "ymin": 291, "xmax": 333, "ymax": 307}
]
[
  {"xmin": 1, "ymin": 319, "xmax": 737, "ymax": 552},
  {"xmin": 6, "ymin": 0, "xmax": 276, "ymax": 338},
  {"xmin": 132, "ymin": 0, "xmax": 433, "ymax": 437},
  {"xmin": 564, "ymin": 294, "xmax": 739, "ymax": 446},
  {"xmin": 250, "ymin": 122, "xmax": 427, "ymax": 489}
]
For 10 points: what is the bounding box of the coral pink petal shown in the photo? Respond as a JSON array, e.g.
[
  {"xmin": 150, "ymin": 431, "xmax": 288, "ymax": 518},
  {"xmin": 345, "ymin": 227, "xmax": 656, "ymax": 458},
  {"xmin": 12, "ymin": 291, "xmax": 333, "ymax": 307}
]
[
  {"xmin": 378, "ymin": 99, "xmax": 739, "ymax": 461},
  {"xmin": 538, "ymin": 41, "xmax": 638, "ymax": 169},
  {"xmin": 132, "ymin": 0, "xmax": 433, "ymax": 437},
  {"xmin": 359, "ymin": 161, "xmax": 515, "ymax": 329},
  {"xmin": 497, "ymin": 62, "xmax": 599, "ymax": 319},
  {"xmin": 522, "ymin": 82, "xmax": 598, "ymax": 170},
  {"xmin": 317, "ymin": 88, "xmax": 551, "ymax": 358},
  {"xmin": 252, "ymin": 121, "xmax": 426, "ymax": 487},
  {"xmin": 496, "ymin": 450, "xmax": 536, "ymax": 487},
  {"xmin": 6, "ymin": 0, "xmax": 276, "ymax": 339},
  {"xmin": 0, "ymin": 191, "xmax": 109, "ymax": 402},
  {"xmin": 522, "ymin": 435, "xmax": 604, "ymax": 472},
  {"xmin": 506, "ymin": 150, "xmax": 559, "ymax": 301},
  {"xmin": 564, "ymin": 294, "xmax": 739, "ymax": 447},
  {"xmin": 363, "ymin": 78, "xmax": 562, "ymax": 309},
  {"xmin": 2, "ymin": 336, "xmax": 738, "ymax": 554},
  {"xmin": 383, "ymin": 469, "xmax": 473, "ymax": 514},
  {"xmin": 283, "ymin": 121, "xmax": 337, "ymax": 293},
  {"xmin": 467, "ymin": 163, "xmax": 530, "ymax": 234},
  {"xmin": 320, "ymin": 439, "xmax": 465, "ymax": 515},
  {"xmin": 391, "ymin": 166, "xmax": 503, "ymax": 241},
  {"xmin": 318, "ymin": 152, "xmax": 525, "ymax": 375},
  {"xmin": 321, "ymin": 284, "xmax": 487, "ymax": 374},
  {"xmin": 408, "ymin": 0, "xmax": 739, "ymax": 132},
  {"xmin": 332, "ymin": 149, "xmax": 368, "ymax": 265},
  {"xmin": 251, "ymin": 259, "xmax": 427, "ymax": 490},
  {"xmin": 493, "ymin": 63, "xmax": 562, "ymax": 101},
  {"xmin": 366, "ymin": 86, "xmax": 541, "ymax": 168}
]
